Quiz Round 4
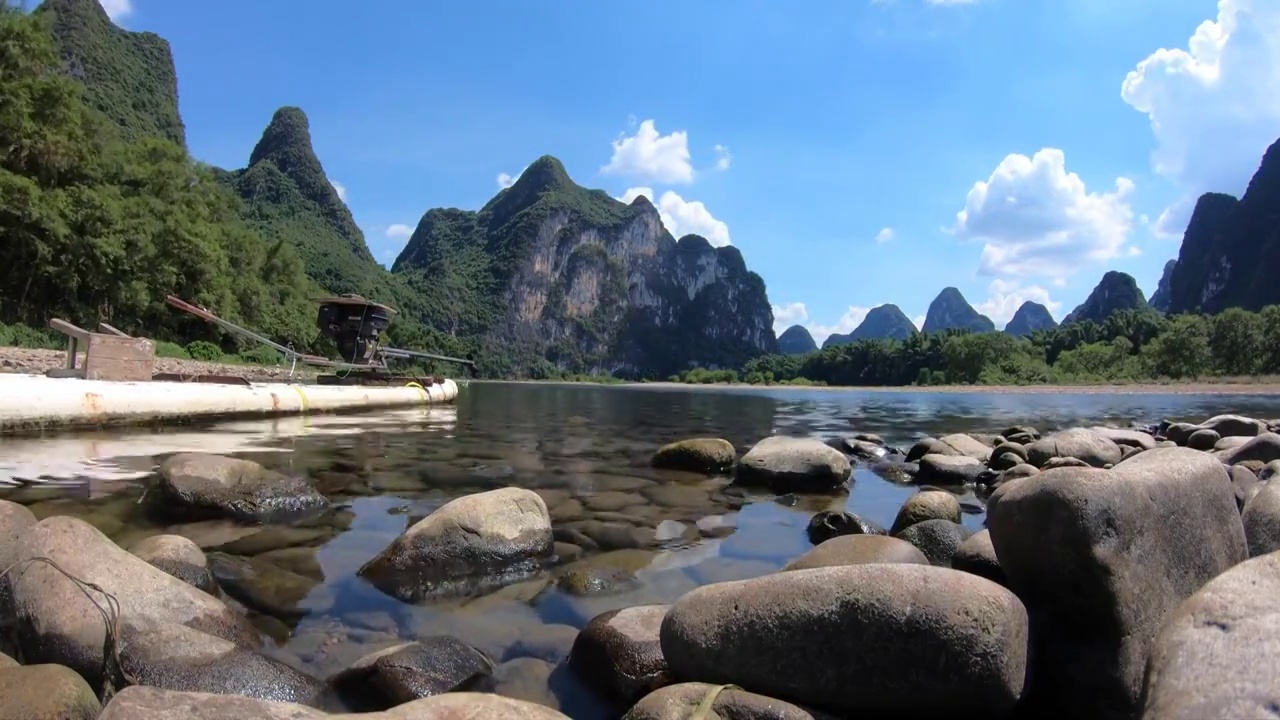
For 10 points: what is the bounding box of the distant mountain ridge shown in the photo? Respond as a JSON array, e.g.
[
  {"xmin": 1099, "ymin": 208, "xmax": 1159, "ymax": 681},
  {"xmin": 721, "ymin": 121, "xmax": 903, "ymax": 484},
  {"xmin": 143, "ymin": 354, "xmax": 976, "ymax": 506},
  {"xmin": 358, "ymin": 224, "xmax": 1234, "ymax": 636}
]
[
  {"xmin": 1004, "ymin": 302, "xmax": 1057, "ymax": 337},
  {"xmin": 824, "ymin": 304, "xmax": 918, "ymax": 348},
  {"xmin": 922, "ymin": 288, "xmax": 994, "ymax": 334},
  {"xmin": 778, "ymin": 325, "xmax": 817, "ymax": 354},
  {"xmin": 1062, "ymin": 271, "xmax": 1148, "ymax": 326}
]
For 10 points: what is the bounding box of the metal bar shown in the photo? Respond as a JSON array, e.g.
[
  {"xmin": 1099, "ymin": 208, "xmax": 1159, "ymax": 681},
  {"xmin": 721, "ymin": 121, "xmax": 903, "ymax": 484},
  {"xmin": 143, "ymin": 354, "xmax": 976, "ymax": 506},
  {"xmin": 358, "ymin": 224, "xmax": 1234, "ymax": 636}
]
[
  {"xmin": 381, "ymin": 346, "xmax": 476, "ymax": 367},
  {"xmin": 164, "ymin": 295, "xmax": 302, "ymax": 360}
]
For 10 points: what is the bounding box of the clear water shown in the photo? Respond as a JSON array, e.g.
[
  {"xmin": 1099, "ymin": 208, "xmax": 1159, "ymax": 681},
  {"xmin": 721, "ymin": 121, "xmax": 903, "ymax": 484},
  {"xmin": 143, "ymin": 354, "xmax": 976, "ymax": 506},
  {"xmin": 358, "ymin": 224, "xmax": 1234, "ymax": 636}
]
[{"xmin": 4, "ymin": 382, "xmax": 1280, "ymax": 716}]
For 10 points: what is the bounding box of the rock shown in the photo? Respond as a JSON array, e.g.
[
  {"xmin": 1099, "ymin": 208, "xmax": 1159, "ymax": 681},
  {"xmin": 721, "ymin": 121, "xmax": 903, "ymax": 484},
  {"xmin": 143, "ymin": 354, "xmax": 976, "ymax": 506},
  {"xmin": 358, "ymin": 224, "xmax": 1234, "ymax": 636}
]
[
  {"xmin": 804, "ymin": 511, "xmax": 885, "ymax": 545},
  {"xmin": 1229, "ymin": 464, "xmax": 1261, "ymax": 511},
  {"xmin": 1219, "ymin": 433, "xmax": 1280, "ymax": 465},
  {"xmin": 1, "ymin": 516, "xmax": 258, "ymax": 693},
  {"xmin": 1140, "ymin": 549, "xmax": 1280, "ymax": 720},
  {"xmin": 0, "ymin": 663, "xmax": 101, "ymax": 719},
  {"xmin": 358, "ymin": 487, "xmax": 553, "ymax": 601},
  {"xmin": 989, "ymin": 442, "xmax": 1026, "ymax": 471},
  {"xmin": 0, "ymin": 500, "xmax": 36, "ymax": 572},
  {"xmin": 98, "ymin": 686, "xmax": 571, "ymax": 719},
  {"xmin": 1242, "ymin": 482, "xmax": 1280, "ymax": 557},
  {"xmin": 1163, "ymin": 422, "xmax": 1198, "ymax": 445},
  {"xmin": 905, "ymin": 437, "xmax": 960, "ymax": 462},
  {"xmin": 937, "ymin": 433, "xmax": 992, "ymax": 461},
  {"xmin": 129, "ymin": 534, "xmax": 217, "ymax": 595},
  {"xmin": 569, "ymin": 604, "xmax": 670, "ymax": 703},
  {"xmin": 889, "ymin": 490, "xmax": 961, "ymax": 534},
  {"xmin": 1090, "ymin": 427, "xmax": 1158, "ymax": 451},
  {"xmin": 1043, "ymin": 456, "xmax": 1090, "ymax": 469},
  {"xmin": 155, "ymin": 453, "xmax": 329, "ymax": 523},
  {"xmin": 999, "ymin": 463, "xmax": 1040, "ymax": 482},
  {"xmin": 329, "ymin": 637, "xmax": 495, "ymax": 710},
  {"xmin": 987, "ymin": 446, "xmax": 1247, "ymax": 720},
  {"xmin": 0, "ymin": 652, "xmax": 14, "ymax": 669},
  {"xmin": 867, "ymin": 458, "xmax": 917, "ymax": 483},
  {"xmin": 555, "ymin": 566, "xmax": 637, "ymax": 596},
  {"xmin": 839, "ymin": 438, "xmax": 886, "ymax": 460},
  {"xmin": 1026, "ymin": 427, "xmax": 1123, "ymax": 468},
  {"xmin": 734, "ymin": 437, "xmax": 851, "ymax": 493},
  {"xmin": 783, "ymin": 534, "xmax": 928, "ymax": 571},
  {"xmin": 117, "ymin": 618, "xmax": 337, "ymax": 707},
  {"xmin": 894, "ymin": 518, "xmax": 970, "ymax": 566},
  {"xmin": 915, "ymin": 454, "xmax": 984, "ymax": 486},
  {"xmin": 1261, "ymin": 459, "xmax": 1280, "ymax": 481},
  {"xmin": 206, "ymin": 552, "xmax": 320, "ymax": 621},
  {"xmin": 659, "ymin": 564, "xmax": 1028, "ymax": 716},
  {"xmin": 1213, "ymin": 435, "xmax": 1251, "ymax": 452},
  {"xmin": 1001, "ymin": 425, "xmax": 1040, "ymax": 443},
  {"xmin": 503, "ymin": 624, "xmax": 579, "ymax": 664},
  {"xmin": 1120, "ymin": 445, "xmax": 1144, "ymax": 461},
  {"xmin": 952, "ymin": 529, "xmax": 1005, "ymax": 586},
  {"xmin": 650, "ymin": 439, "xmax": 736, "ymax": 474},
  {"xmin": 1186, "ymin": 428, "xmax": 1220, "ymax": 451},
  {"xmin": 624, "ymin": 682, "xmax": 832, "ymax": 720},
  {"xmin": 1198, "ymin": 413, "xmax": 1266, "ymax": 438}
]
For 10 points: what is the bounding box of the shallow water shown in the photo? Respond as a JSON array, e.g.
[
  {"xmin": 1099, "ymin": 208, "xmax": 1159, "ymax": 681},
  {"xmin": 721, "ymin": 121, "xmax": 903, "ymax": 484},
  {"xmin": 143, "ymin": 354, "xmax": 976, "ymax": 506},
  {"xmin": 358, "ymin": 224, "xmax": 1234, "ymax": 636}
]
[{"xmin": 4, "ymin": 382, "xmax": 1280, "ymax": 716}]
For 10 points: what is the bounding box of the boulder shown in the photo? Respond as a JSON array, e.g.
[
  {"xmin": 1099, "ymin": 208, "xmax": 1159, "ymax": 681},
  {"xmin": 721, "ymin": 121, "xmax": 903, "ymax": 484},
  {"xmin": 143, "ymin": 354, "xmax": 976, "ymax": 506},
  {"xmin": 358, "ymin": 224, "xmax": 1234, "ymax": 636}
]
[
  {"xmin": 624, "ymin": 682, "xmax": 833, "ymax": 720},
  {"xmin": 1090, "ymin": 427, "xmax": 1158, "ymax": 451},
  {"xmin": 97, "ymin": 686, "xmax": 571, "ymax": 719},
  {"xmin": 569, "ymin": 604, "xmax": 671, "ymax": 702},
  {"xmin": 659, "ymin": 564, "xmax": 1028, "ymax": 716},
  {"xmin": 999, "ymin": 463, "xmax": 1039, "ymax": 483},
  {"xmin": 1213, "ymin": 435, "xmax": 1251, "ymax": 452},
  {"xmin": 783, "ymin": 534, "xmax": 928, "ymax": 571},
  {"xmin": 129, "ymin": 535, "xmax": 217, "ymax": 595},
  {"xmin": 988, "ymin": 442, "xmax": 1026, "ymax": 471},
  {"xmin": 1163, "ymin": 422, "xmax": 1198, "ymax": 445},
  {"xmin": 1026, "ymin": 428, "xmax": 1123, "ymax": 468},
  {"xmin": 328, "ymin": 636, "xmax": 495, "ymax": 710},
  {"xmin": 804, "ymin": 511, "xmax": 885, "ymax": 545},
  {"xmin": 206, "ymin": 552, "xmax": 320, "ymax": 621},
  {"xmin": 987, "ymin": 446, "xmax": 1247, "ymax": 720},
  {"xmin": 0, "ymin": 499, "xmax": 35, "ymax": 572},
  {"xmin": 1242, "ymin": 482, "xmax": 1280, "ymax": 557},
  {"xmin": 358, "ymin": 487, "xmax": 553, "ymax": 601},
  {"xmin": 1000, "ymin": 425, "xmax": 1040, "ymax": 443},
  {"xmin": 905, "ymin": 437, "xmax": 961, "ymax": 462},
  {"xmin": 1043, "ymin": 456, "xmax": 1091, "ymax": 469},
  {"xmin": 650, "ymin": 439, "xmax": 736, "ymax": 474},
  {"xmin": 1, "ymin": 516, "xmax": 258, "ymax": 693},
  {"xmin": 734, "ymin": 437, "xmax": 851, "ymax": 493},
  {"xmin": 1261, "ymin": 460, "xmax": 1280, "ymax": 482},
  {"xmin": 1219, "ymin": 433, "xmax": 1280, "ymax": 466},
  {"xmin": 155, "ymin": 453, "xmax": 329, "ymax": 523},
  {"xmin": 952, "ymin": 529, "xmax": 1005, "ymax": 586},
  {"xmin": 889, "ymin": 490, "xmax": 961, "ymax": 534},
  {"xmin": 915, "ymin": 454, "xmax": 984, "ymax": 486},
  {"xmin": 1229, "ymin": 464, "xmax": 1261, "ymax": 511},
  {"xmin": 503, "ymin": 624, "xmax": 579, "ymax": 664},
  {"xmin": 1198, "ymin": 413, "xmax": 1266, "ymax": 438},
  {"xmin": 1186, "ymin": 429, "xmax": 1220, "ymax": 451},
  {"xmin": 838, "ymin": 438, "xmax": 887, "ymax": 460},
  {"xmin": 1141, "ymin": 549, "xmax": 1280, "ymax": 720},
  {"xmin": 0, "ymin": 663, "xmax": 101, "ymax": 720},
  {"xmin": 937, "ymin": 433, "xmax": 992, "ymax": 462},
  {"xmin": 893, "ymin": 518, "xmax": 970, "ymax": 566}
]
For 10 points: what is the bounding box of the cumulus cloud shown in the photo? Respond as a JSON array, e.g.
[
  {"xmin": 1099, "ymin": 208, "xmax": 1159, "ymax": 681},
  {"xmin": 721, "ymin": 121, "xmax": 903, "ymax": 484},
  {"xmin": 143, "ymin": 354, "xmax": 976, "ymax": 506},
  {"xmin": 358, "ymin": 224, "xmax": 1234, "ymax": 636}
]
[
  {"xmin": 713, "ymin": 145, "xmax": 733, "ymax": 172},
  {"xmin": 330, "ymin": 180, "xmax": 348, "ymax": 202},
  {"xmin": 385, "ymin": 224, "xmax": 414, "ymax": 240},
  {"xmin": 497, "ymin": 164, "xmax": 530, "ymax": 189},
  {"xmin": 975, "ymin": 279, "xmax": 1062, "ymax": 327},
  {"xmin": 602, "ymin": 120, "xmax": 695, "ymax": 184},
  {"xmin": 954, "ymin": 148, "xmax": 1135, "ymax": 280},
  {"xmin": 1121, "ymin": 0, "xmax": 1280, "ymax": 215},
  {"xmin": 875, "ymin": 227, "xmax": 895, "ymax": 244},
  {"xmin": 619, "ymin": 187, "xmax": 731, "ymax": 247},
  {"xmin": 771, "ymin": 302, "xmax": 809, "ymax": 336},
  {"xmin": 912, "ymin": 315, "xmax": 926, "ymax": 330},
  {"xmin": 808, "ymin": 306, "xmax": 874, "ymax": 347},
  {"xmin": 99, "ymin": 0, "xmax": 132, "ymax": 21}
]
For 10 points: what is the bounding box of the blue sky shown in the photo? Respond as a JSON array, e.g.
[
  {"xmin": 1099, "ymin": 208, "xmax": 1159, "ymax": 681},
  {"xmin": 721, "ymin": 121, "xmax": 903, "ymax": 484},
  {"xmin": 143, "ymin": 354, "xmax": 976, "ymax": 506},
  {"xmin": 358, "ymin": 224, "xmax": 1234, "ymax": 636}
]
[{"xmin": 104, "ymin": 0, "xmax": 1279, "ymax": 345}]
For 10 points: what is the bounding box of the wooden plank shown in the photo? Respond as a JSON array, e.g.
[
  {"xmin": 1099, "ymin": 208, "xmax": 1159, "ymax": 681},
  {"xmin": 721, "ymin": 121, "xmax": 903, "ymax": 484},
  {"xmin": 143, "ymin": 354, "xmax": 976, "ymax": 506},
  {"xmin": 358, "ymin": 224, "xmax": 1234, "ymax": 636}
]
[
  {"xmin": 48, "ymin": 318, "xmax": 91, "ymax": 342},
  {"xmin": 84, "ymin": 334, "xmax": 155, "ymax": 382},
  {"xmin": 97, "ymin": 322, "xmax": 130, "ymax": 337}
]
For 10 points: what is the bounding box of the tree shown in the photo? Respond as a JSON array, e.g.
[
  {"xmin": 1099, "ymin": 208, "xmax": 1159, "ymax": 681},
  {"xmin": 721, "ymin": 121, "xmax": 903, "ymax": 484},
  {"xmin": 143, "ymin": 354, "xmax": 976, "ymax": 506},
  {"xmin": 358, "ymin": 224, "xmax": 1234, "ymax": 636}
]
[
  {"xmin": 1144, "ymin": 314, "xmax": 1212, "ymax": 380},
  {"xmin": 1208, "ymin": 307, "xmax": 1263, "ymax": 376}
]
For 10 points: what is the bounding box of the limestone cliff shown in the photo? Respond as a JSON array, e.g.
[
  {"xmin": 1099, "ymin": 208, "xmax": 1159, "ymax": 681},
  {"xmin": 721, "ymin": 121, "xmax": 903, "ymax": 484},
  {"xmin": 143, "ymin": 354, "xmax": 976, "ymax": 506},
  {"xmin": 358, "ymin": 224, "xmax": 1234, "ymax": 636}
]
[
  {"xmin": 393, "ymin": 156, "xmax": 777, "ymax": 378},
  {"xmin": 921, "ymin": 288, "xmax": 994, "ymax": 334},
  {"xmin": 1003, "ymin": 301, "xmax": 1057, "ymax": 337},
  {"xmin": 777, "ymin": 325, "xmax": 817, "ymax": 354},
  {"xmin": 1148, "ymin": 259, "xmax": 1176, "ymax": 313},
  {"xmin": 1062, "ymin": 271, "xmax": 1148, "ymax": 326},
  {"xmin": 824, "ymin": 304, "xmax": 917, "ymax": 348}
]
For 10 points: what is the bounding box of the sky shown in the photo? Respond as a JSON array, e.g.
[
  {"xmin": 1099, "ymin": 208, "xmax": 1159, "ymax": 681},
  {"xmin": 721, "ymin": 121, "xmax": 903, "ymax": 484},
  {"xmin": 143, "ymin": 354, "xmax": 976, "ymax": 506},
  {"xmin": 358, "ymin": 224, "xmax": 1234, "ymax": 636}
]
[{"xmin": 103, "ymin": 0, "xmax": 1280, "ymax": 346}]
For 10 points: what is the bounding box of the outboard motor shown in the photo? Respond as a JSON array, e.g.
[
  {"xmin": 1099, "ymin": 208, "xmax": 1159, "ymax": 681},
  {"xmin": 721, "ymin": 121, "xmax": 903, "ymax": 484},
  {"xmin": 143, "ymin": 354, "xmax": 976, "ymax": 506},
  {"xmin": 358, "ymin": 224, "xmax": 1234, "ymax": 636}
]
[{"xmin": 314, "ymin": 295, "xmax": 394, "ymax": 364}]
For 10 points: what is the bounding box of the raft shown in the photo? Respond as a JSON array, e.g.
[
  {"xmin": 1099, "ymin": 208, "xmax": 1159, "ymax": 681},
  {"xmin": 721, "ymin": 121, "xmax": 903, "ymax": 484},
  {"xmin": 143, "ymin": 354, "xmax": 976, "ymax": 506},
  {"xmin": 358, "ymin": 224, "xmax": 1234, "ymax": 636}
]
[{"xmin": 0, "ymin": 372, "xmax": 459, "ymax": 433}]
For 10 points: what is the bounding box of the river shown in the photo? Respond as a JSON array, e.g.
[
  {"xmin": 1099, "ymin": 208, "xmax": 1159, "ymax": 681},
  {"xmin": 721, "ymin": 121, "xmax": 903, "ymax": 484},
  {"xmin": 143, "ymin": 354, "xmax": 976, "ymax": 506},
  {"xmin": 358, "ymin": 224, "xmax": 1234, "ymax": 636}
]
[{"xmin": 3, "ymin": 382, "xmax": 1279, "ymax": 717}]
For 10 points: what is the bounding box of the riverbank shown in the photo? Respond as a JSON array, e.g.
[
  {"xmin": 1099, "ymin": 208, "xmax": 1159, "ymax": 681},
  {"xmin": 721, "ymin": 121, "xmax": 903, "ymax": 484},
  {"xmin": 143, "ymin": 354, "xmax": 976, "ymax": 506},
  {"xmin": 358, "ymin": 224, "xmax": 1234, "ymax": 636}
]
[
  {"xmin": 481, "ymin": 378, "xmax": 1280, "ymax": 395},
  {"xmin": 0, "ymin": 346, "xmax": 314, "ymax": 383}
]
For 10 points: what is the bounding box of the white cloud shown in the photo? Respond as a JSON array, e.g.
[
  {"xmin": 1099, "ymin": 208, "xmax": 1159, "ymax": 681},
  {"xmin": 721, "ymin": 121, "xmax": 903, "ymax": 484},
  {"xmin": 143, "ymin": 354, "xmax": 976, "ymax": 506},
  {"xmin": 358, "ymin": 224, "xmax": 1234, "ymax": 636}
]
[
  {"xmin": 975, "ymin": 279, "xmax": 1062, "ymax": 327},
  {"xmin": 875, "ymin": 227, "xmax": 895, "ymax": 244},
  {"xmin": 330, "ymin": 180, "xmax": 348, "ymax": 202},
  {"xmin": 602, "ymin": 120, "xmax": 695, "ymax": 184},
  {"xmin": 385, "ymin": 224, "xmax": 414, "ymax": 240},
  {"xmin": 619, "ymin": 187, "xmax": 731, "ymax": 247},
  {"xmin": 497, "ymin": 164, "xmax": 529, "ymax": 189},
  {"xmin": 713, "ymin": 145, "xmax": 733, "ymax": 172},
  {"xmin": 99, "ymin": 0, "xmax": 132, "ymax": 21},
  {"xmin": 808, "ymin": 306, "xmax": 873, "ymax": 347},
  {"xmin": 954, "ymin": 148, "xmax": 1136, "ymax": 280},
  {"xmin": 771, "ymin": 302, "xmax": 810, "ymax": 336},
  {"xmin": 1121, "ymin": 0, "xmax": 1280, "ymax": 215},
  {"xmin": 912, "ymin": 315, "xmax": 926, "ymax": 330}
]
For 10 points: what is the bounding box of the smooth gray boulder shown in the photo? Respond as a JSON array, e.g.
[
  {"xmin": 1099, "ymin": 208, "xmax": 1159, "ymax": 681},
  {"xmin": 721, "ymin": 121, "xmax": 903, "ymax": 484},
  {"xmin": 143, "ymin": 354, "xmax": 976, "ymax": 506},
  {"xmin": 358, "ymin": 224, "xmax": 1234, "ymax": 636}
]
[
  {"xmin": 894, "ymin": 518, "xmax": 970, "ymax": 566},
  {"xmin": 783, "ymin": 534, "xmax": 928, "ymax": 571},
  {"xmin": 624, "ymin": 682, "xmax": 834, "ymax": 720},
  {"xmin": 937, "ymin": 433, "xmax": 992, "ymax": 462},
  {"xmin": 2, "ymin": 516, "xmax": 258, "ymax": 693},
  {"xmin": 915, "ymin": 454, "xmax": 984, "ymax": 486},
  {"xmin": 1090, "ymin": 427, "xmax": 1158, "ymax": 451},
  {"xmin": 1186, "ymin": 428, "xmax": 1220, "ymax": 451},
  {"xmin": 328, "ymin": 637, "xmax": 494, "ymax": 710},
  {"xmin": 650, "ymin": 438, "xmax": 736, "ymax": 474},
  {"xmin": 952, "ymin": 529, "xmax": 1005, "ymax": 586},
  {"xmin": 569, "ymin": 604, "xmax": 671, "ymax": 703},
  {"xmin": 129, "ymin": 534, "xmax": 217, "ymax": 595},
  {"xmin": 0, "ymin": 663, "xmax": 101, "ymax": 720},
  {"xmin": 1242, "ymin": 482, "xmax": 1280, "ymax": 557},
  {"xmin": 0, "ymin": 499, "xmax": 35, "ymax": 573},
  {"xmin": 804, "ymin": 511, "xmax": 885, "ymax": 545},
  {"xmin": 1026, "ymin": 427, "xmax": 1123, "ymax": 468},
  {"xmin": 659, "ymin": 564, "xmax": 1029, "ymax": 716},
  {"xmin": 1219, "ymin": 433, "xmax": 1280, "ymax": 466},
  {"xmin": 1140, "ymin": 549, "xmax": 1280, "ymax": 720},
  {"xmin": 987, "ymin": 446, "xmax": 1247, "ymax": 720},
  {"xmin": 1228, "ymin": 465, "xmax": 1261, "ymax": 510},
  {"xmin": 988, "ymin": 442, "xmax": 1027, "ymax": 471},
  {"xmin": 97, "ymin": 686, "xmax": 571, "ymax": 719},
  {"xmin": 734, "ymin": 437, "xmax": 851, "ymax": 492},
  {"xmin": 890, "ymin": 490, "xmax": 961, "ymax": 534},
  {"xmin": 1198, "ymin": 414, "xmax": 1266, "ymax": 438},
  {"xmin": 358, "ymin": 487, "xmax": 553, "ymax": 601},
  {"xmin": 155, "ymin": 453, "xmax": 329, "ymax": 523}
]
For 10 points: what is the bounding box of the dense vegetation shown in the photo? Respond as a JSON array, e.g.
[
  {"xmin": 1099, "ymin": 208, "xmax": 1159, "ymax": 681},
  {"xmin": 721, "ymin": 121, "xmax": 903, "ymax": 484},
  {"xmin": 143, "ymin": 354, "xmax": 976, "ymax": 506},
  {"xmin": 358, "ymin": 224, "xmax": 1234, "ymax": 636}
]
[{"xmin": 674, "ymin": 308, "xmax": 1280, "ymax": 387}]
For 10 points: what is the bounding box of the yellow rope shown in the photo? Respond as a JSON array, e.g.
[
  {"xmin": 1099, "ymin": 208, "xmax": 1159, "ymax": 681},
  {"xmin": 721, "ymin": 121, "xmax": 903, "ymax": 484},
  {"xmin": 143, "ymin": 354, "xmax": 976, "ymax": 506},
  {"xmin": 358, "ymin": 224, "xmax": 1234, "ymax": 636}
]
[
  {"xmin": 404, "ymin": 381, "xmax": 429, "ymax": 404},
  {"xmin": 689, "ymin": 684, "xmax": 739, "ymax": 719},
  {"xmin": 290, "ymin": 384, "xmax": 310, "ymax": 412}
]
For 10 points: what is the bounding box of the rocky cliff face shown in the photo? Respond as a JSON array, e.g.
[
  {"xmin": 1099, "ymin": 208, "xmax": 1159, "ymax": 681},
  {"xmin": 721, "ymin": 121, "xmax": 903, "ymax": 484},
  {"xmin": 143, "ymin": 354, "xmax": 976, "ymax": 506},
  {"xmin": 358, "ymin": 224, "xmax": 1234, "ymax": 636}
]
[
  {"xmin": 1148, "ymin": 259, "xmax": 1176, "ymax": 313},
  {"xmin": 824, "ymin": 304, "xmax": 917, "ymax": 348},
  {"xmin": 393, "ymin": 156, "xmax": 777, "ymax": 378},
  {"xmin": 1167, "ymin": 138, "xmax": 1280, "ymax": 314},
  {"xmin": 777, "ymin": 325, "xmax": 817, "ymax": 354},
  {"xmin": 1062, "ymin": 271, "xmax": 1148, "ymax": 326},
  {"xmin": 38, "ymin": 0, "xmax": 186, "ymax": 146},
  {"xmin": 1003, "ymin": 302, "xmax": 1057, "ymax": 337},
  {"xmin": 921, "ymin": 288, "xmax": 994, "ymax": 334}
]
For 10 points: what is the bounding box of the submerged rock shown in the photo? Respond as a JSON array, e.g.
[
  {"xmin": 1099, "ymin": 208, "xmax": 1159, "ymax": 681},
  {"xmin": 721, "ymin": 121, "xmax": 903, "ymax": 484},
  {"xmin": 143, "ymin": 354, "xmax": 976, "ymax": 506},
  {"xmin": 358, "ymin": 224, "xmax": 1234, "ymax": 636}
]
[
  {"xmin": 328, "ymin": 637, "xmax": 495, "ymax": 710},
  {"xmin": 129, "ymin": 534, "xmax": 217, "ymax": 595},
  {"xmin": 659, "ymin": 564, "xmax": 1028, "ymax": 716},
  {"xmin": 734, "ymin": 436, "xmax": 851, "ymax": 493},
  {"xmin": 804, "ymin": 510, "xmax": 885, "ymax": 545},
  {"xmin": 987, "ymin": 446, "xmax": 1246, "ymax": 720},
  {"xmin": 358, "ymin": 487, "xmax": 554, "ymax": 601},
  {"xmin": 650, "ymin": 439, "xmax": 736, "ymax": 474},
  {"xmin": 155, "ymin": 453, "xmax": 329, "ymax": 523},
  {"xmin": 569, "ymin": 604, "xmax": 671, "ymax": 703},
  {"xmin": 0, "ymin": 663, "xmax": 101, "ymax": 720}
]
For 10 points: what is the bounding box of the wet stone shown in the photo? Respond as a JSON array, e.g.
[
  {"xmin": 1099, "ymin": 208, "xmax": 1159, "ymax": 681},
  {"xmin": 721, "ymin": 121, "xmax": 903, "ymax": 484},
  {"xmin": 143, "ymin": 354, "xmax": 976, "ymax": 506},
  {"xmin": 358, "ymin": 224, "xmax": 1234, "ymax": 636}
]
[
  {"xmin": 328, "ymin": 637, "xmax": 496, "ymax": 711},
  {"xmin": 805, "ymin": 511, "xmax": 886, "ymax": 545}
]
